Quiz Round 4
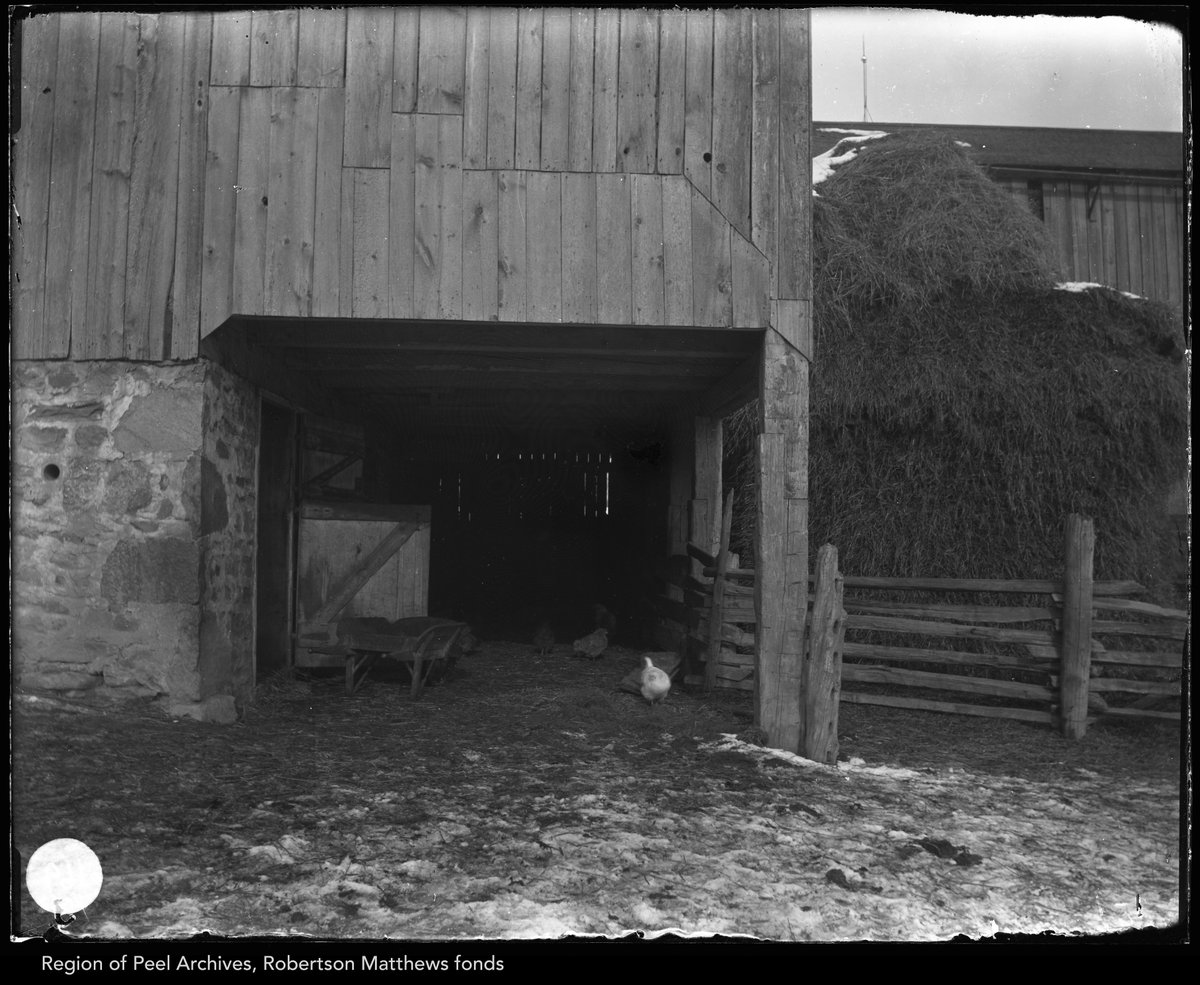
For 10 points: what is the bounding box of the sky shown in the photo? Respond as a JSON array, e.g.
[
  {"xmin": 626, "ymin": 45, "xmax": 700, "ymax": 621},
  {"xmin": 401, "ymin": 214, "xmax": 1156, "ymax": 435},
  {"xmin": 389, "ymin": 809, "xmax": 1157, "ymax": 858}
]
[{"xmin": 811, "ymin": 8, "xmax": 1187, "ymax": 131}]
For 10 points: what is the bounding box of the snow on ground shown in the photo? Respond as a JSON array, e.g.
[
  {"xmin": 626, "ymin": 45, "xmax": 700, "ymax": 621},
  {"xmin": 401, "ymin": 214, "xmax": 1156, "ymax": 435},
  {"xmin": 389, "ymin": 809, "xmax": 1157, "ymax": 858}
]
[
  {"xmin": 1055, "ymin": 282, "xmax": 1144, "ymax": 300},
  {"xmin": 70, "ymin": 726, "xmax": 1180, "ymax": 942}
]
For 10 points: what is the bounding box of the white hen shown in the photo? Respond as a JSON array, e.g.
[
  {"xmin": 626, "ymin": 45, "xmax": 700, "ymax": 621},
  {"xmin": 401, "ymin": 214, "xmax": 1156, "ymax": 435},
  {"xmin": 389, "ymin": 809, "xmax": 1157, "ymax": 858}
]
[{"xmin": 640, "ymin": 655, "xmax": 671, "ymax": 707}]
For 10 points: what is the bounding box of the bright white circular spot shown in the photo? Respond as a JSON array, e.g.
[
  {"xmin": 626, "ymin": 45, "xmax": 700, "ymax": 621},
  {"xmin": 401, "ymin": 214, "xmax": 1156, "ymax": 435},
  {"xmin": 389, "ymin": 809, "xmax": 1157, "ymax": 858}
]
[{"xmin": 26, "ymin": 838, "xmax": 104, "ymax": 915}]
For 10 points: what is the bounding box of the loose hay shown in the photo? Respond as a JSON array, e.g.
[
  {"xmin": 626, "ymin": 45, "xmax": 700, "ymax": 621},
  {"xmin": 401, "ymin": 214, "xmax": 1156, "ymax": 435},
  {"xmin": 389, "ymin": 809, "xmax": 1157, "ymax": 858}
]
[{"xmin": 726, "ymin": 132, "xmax": 1188, "ymax": 604}]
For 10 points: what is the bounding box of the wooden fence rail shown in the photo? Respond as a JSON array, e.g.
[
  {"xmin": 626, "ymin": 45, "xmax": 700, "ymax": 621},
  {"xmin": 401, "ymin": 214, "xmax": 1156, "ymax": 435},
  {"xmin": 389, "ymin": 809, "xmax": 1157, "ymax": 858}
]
[{"xmin": 660, "ymin": 513, "xmax": 1185, "ymax": 738}]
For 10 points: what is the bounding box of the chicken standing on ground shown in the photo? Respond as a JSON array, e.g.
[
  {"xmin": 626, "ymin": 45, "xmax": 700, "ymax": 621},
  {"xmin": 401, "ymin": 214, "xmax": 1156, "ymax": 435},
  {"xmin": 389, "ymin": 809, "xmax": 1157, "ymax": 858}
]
[
  {"xmin": 532, "ymin": 621, "xmax": 555, "ymax": 656},
  {"xmin": 640, "ymin": 656, "xmax": 671, "ymax": 707},
  {"xmin": 572, "ymin": 627, "xmax": 608, "ymax": 660}
]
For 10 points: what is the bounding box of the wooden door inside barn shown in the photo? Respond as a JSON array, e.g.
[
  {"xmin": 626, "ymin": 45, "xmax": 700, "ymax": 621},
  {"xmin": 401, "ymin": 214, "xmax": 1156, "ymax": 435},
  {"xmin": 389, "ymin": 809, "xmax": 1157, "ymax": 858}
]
[{"xmin": 293, "ymin": 501, "xmax": 432, "ymax": 666}]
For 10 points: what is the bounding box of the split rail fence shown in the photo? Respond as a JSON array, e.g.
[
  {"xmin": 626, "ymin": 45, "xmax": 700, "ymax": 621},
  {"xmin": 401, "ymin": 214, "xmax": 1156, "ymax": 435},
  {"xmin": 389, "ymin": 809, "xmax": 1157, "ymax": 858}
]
[{"xmin": 656, "ymin": 513, "xmax": 1185, "ymax": 739}]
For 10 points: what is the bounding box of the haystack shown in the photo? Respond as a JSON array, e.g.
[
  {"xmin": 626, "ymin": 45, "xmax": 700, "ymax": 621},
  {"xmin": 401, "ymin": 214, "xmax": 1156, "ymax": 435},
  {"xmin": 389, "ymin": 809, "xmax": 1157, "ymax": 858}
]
[{"xmin": 727, "ymin": 132, "xmax": 1188, "ymax": 602}]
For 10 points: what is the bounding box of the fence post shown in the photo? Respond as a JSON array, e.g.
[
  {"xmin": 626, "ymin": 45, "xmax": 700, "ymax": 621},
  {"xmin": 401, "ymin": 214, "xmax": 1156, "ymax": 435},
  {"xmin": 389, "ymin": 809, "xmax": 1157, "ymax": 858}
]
[
  {"xmin": 1060, "ymin": 513, "xmax": 1095, "ymax": 740},
  {"xmin": 803, "ymin": 544, "xmax": 845, "ymax": 764}
]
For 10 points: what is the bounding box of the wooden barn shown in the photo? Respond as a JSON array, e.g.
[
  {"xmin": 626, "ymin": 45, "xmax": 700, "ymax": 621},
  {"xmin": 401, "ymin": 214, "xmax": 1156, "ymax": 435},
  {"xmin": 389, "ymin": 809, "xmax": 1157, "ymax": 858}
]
[
  {"xmin": 11, "ymin": 9, "xmax": 813, "ymax": 749},
  {"xmin": 813, "ymin": 122, "xmax": 1187, "ymax": 318}
]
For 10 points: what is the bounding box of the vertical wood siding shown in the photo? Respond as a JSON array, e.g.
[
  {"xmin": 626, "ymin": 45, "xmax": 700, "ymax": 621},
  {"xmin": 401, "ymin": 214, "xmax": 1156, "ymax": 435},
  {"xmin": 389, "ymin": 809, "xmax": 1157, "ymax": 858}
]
[
  {"xmin": 995, "ymin": 175, "xmax": 1184, "ymax": 312},
  {"xmin": 14, "ymin": 6, "xmax": 812, "ymax": 361}
]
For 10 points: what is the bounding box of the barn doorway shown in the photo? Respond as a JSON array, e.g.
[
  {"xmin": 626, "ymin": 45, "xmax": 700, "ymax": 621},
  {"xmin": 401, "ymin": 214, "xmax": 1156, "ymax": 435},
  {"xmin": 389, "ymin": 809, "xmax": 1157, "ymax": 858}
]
[{"xmin": 207, "ymin": 316, "xmax": 763, "ymax": 656}]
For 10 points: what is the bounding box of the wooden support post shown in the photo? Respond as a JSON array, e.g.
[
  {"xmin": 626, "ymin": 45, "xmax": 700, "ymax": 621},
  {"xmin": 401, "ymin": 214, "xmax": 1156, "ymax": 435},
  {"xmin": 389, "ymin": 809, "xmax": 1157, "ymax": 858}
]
[
  {"xmin": 706, "ymin": 489, "xmax": 735, "ymax": 690},
  {"xmin": 1060, "ymin": 513, "xmax": 1095, "ymax": 740},
  {"xmin": 804, "ymin": 544, "xmax": 844, "ymax": 764},
  {"xmin": 754, "ymin": 326, "xmax": 809, "ymax": 751}
]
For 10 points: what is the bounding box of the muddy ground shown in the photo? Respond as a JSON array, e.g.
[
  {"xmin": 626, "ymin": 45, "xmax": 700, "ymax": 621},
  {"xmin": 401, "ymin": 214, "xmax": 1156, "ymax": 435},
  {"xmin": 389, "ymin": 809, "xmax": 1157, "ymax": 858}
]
[{"xmin": 11, "ymin": 638, "xmax": 1185, "ymax": 946}]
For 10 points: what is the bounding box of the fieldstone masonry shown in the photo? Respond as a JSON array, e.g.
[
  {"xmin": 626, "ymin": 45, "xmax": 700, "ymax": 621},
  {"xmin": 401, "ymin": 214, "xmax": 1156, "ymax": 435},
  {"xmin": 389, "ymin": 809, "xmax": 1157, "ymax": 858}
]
[{"xmin": 12, "ymin": 359, "xmax": 258, "ymax": 723}]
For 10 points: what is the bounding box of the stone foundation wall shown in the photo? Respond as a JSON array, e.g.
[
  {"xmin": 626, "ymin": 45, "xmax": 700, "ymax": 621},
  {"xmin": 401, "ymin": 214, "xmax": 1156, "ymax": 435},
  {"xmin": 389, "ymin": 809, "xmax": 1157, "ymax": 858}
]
[{"xmin": 12, "ymin": 358, "xmax": 261, "ymax": 721}]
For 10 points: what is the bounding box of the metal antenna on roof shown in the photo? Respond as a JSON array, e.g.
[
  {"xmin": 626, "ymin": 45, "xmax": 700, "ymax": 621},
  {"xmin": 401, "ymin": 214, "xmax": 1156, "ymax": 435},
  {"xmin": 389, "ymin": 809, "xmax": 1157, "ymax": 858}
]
[{"xmin": 862, "ymin": 36, "xmax": 873, "ymax": 123}]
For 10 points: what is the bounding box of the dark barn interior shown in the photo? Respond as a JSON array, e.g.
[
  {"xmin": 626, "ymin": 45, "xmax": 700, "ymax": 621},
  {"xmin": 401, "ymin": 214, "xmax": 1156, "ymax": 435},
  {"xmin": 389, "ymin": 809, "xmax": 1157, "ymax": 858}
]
[{"xmin": 205, "ymin": 317, "xmax": 764, "ymax": 650}]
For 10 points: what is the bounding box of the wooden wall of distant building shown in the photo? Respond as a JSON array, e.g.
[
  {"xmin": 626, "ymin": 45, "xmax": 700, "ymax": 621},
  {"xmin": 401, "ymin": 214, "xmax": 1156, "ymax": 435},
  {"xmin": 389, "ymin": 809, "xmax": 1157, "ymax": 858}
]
[
  {"xmin": 994, "ymin": 176, "xmax": 1186, "ymax": 316},
  {"xmin": 12, "ymin": 7, "xmax": 811, "ymax": 362}
]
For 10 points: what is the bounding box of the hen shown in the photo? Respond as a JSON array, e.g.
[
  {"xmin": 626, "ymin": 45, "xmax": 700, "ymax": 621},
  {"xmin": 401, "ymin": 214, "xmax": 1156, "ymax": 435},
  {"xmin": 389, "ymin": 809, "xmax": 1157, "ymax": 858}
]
[
  {"xmin": 572, "ymin": 627, "xmax": 608, "ymax": 660},
  {"xmin": 640, "ymin": 655, "xmax": 672, "ymax": 707},
  {"xmin": 532, "ymin": 621, "xmax": 555, "ymax": 656}
]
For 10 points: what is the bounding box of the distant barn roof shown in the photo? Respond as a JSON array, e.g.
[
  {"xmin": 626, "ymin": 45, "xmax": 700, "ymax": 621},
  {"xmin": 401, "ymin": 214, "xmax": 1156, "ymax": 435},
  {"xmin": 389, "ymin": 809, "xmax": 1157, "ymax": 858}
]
[{"xmin": 813, "ymin": 122, "xmax": 1184, "ymax": 178}]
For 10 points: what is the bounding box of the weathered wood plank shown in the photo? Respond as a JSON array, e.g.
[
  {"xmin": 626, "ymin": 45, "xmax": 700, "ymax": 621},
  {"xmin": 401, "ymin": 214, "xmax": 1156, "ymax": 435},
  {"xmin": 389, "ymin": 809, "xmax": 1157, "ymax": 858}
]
[
  {"xmin": 170, "ymin": 11, "xmax": 212, "ymax": 357},
  {"xmin": 497, "ymin": 170, "xmax": 528, "ymax": 321},
  {"xmin": 567, "ymin": 8, "xmax": 595, "ymax": 171},
  {"xmin": 462, "ymin": 170, "xmax": 499, "ymax": 321},
  {"xmin": 350, "ymin": 168, "xmax": 390, "ymax": 318},
  {"xmin": 1164, "ymin": 185, "xmax": 1183, "ymax": 312},
  {"xmin": 1067, "ymin": 180, "xmax": 1091, "ymax": 282},
  {"xmin": 1043, "ymin": 180, "xmax": 1073, "ymax": 279},
  {"xmin": 592, "ymin": 8, "xmax": 620, "ymax": 172},
  {"xmin": 732, "ymin": 236, "xmax": 769, "ymax": 328},
  {"xmin": 711, "ymin": 8, "xmax": 752, "ymax": 238},
  {"xmin": 338, "ymin": 159, "xmax": 355, "ymax": 317},
  {"xmin": 312, "ymin": 89, "xmax": 346, "ymax": 318},
  {"xmin": 298, "ymin": 7, "xmax": 346, "ymax": 87},
  {"xmin": 526, "ymin": 172, "xmax": 562, "ymax": 322},
  {"xmin": 656, "ymin": 11, "xmax": 686, "ymax": 174},
  {"xmin": 617, "ymin": 8, "xmax": 658, "ymax": 174},
  {"xmin": 803, "ymin": 544, "xmax": 844, "ymax": 764},
  {"xmin": 266, "ymin": 86, "xmax": 318, "ymax": 318},
  {"xmin": 1143, "ymin": 184, "xmax": 1170, "ymax": 303},
  {"xmin": 630, "ymin": 174, "xmax": 665, "ymax": 325},
  {"xmin": 844, "ymin": 599, "xmax": 1057, "ymax": 624},
  {"xmin": 841, "ymin": 691, "xmax": 1055, "ymax": 725},
  {"xmin": 1092, "ymin": 620, "xmax": 1186, "ymax": 641},
  {"xmin": 661, "ymin": 177, "xmax": 694, "ymax": 326},
  {"xmin": 755, "ymin": 326, "xmax": 809, "ymax": 750},
  {"xmin": 683, "ymin": 9, "xmax": 713, "ymax": 196},
  {"xmin": 1092, "ymin": 650, "xmax": 1183, "ymax": 668},
  {"xmin": 776, "ymin": 8, "xmax": 811, "ymax": 300},
  {"xmin": 486, "ymin": 8, "xmax": 518, "ymax": 169},
  {"xmin": 561, "ymin": 172, "xmax": 598, "ymax": 323},
  {"xmin": 249, "ymin": 8, "xmax": 297, "ymax": 86},
  {"xmin": 417, "ymin": 5, "xmax": 467, "ymax": 114},
  {"xmin": 751, "ymin": 8, "xmax": 779, "ymax": 272},
  {"xmin": 13, "ymin": 13, "xmax": 59, "ymax": 358},
  {"xmin": 345, "ymin": 7, "xmax": 394, "ymax": 167},
  {"xmin": 462, "ymin": 7, "xmax": 490, "ymax": 168},
  {"xmin": 772, "ymin": 298, "xmax": 811, "ymax": 359},
  {"xmin": 539, "ymin": 7, "xmax": 571, "ymax": 171},
  {"xmin": 389, "ymin": 114, "xmax": 416, "ymax": 320},
  {"xmin": 414, "ymin": 114, "xmax": 464, "ymax": 320},
  {"xmin": 595, "ymin": 173, "xmax": 632, "ymax": 324},
  {"xmin": 844, "ymin": 664, "xmax": 1053, "ymax": 702},
  {"xmin": 1098, "ymin": 179, "xmax": 1118, "ymax": 290},
  {"xmin": 515, "ymin": 7, "xmax": 543, "ymax": 169},
  {"xmin": 44, "ymin": 13, "xmax": 98, "ymax": 358},
  {"xmin": 843, "ymin": 642, "xmax": 1047, "ymax": 669},
  {"xmin": 392, "ymin": 6, "xmax": 419, "ymax": 112},
  {"xmin": 210, "ymin": 9, "xmax": 251, "ymax": 86},
  {"xmin": 200, "ymin": 84, "xmax": 240, "ymax": 335},
  {"xmin": 231, "ymin": 85, "xmax": 271, "ymax": 317},
  {"xmin": 845, "ymin": 613, "xmax": 1059, "ymax": 647},
  {"xmin": 125, "ymin": 13, "xmax": 184, "ymax": 360},
  {"xmin": 691, "ymin": 188, "xmax": 732, "ymax": 327}
]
